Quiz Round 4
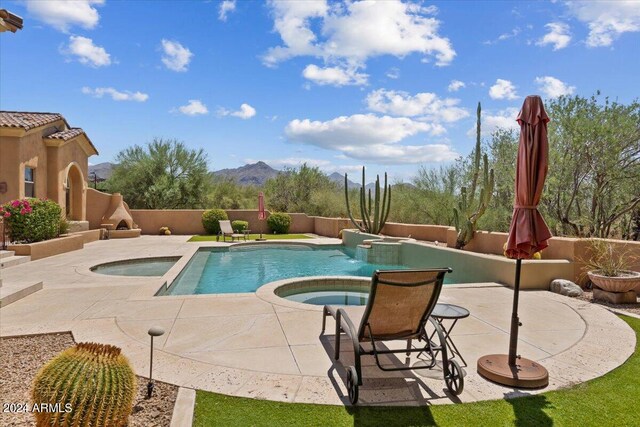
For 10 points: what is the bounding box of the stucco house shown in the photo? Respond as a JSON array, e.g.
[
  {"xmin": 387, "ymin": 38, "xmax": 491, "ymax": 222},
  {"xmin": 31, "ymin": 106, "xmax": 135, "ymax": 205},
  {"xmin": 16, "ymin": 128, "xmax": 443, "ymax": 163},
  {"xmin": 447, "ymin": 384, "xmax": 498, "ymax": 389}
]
[{"xmin": 0, "ymin": 111, "xmax": 98, "ymax": 224}]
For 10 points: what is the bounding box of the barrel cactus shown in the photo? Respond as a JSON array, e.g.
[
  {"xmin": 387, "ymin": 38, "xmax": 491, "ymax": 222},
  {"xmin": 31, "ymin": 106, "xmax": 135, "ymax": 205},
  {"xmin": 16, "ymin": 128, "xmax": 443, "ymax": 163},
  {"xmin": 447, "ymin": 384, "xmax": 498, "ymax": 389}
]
[{"xmin": 32, "ymin": 342, "xmax": 137, "ymax": 427}]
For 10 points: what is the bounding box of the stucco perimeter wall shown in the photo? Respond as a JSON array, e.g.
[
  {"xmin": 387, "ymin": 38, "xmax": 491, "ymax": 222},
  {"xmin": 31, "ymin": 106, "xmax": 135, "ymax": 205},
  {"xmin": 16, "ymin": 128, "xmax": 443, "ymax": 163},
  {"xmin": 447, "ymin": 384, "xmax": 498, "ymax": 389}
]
[
  {"xmin": 130, "ymin": 210, "xmax": 206, "ymax": 235},
  {"xmin": 124, "ymin": 209, "xmax": 316, "ymax": 235},
  {"xmin": 86, "ymin": 188, "xmax": 112, "ymax": 229},
  {"xmin": 314, "ymin": 217, "xmax": 353, "ymax": 238}
]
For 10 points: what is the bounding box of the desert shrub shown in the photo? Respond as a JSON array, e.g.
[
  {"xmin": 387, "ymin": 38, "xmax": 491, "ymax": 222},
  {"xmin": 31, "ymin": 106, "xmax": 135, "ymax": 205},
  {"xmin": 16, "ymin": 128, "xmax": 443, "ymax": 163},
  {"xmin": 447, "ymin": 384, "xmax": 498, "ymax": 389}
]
[
  {"xmin": 202, "ymin": 209, "xmax": 228, "ymax": 234},
  {"xmin": 232, "ymin": 220, "xmax": 249, "ymax": 232},
  {"xmin": 0, "ymin": 198, "xmax": 61, "ymax": 243},
  {"xmin": 59, "ymin": 218, "xmax": 70, "ymax": 235},
  {"xmin": 267, "ymin": 212, "xmax": 291, "ymax": 234},
  {"xmin": 32, "ymin": 342, "xmax": 136, "ymax": 427}
]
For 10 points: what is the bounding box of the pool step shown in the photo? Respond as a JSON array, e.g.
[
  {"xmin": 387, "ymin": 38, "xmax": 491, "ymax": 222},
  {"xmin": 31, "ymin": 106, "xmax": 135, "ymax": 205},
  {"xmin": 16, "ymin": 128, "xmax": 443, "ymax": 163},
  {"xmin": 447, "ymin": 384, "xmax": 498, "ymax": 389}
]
[{"xmin": 0, "ymin": 255, "xmax": 30, "ymax": 269}]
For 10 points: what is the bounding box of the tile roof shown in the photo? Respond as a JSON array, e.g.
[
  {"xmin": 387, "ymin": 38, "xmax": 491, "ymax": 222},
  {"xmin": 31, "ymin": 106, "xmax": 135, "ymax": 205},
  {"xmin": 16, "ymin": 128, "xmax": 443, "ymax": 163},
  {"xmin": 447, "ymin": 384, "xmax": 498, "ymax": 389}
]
[
  {"xmin": 44, "ymin": 128, "xmax": 85, "ymax": 141},
  {"xmin": 0, "ymin": 111, "xmax": 65, "ymax": 131}
]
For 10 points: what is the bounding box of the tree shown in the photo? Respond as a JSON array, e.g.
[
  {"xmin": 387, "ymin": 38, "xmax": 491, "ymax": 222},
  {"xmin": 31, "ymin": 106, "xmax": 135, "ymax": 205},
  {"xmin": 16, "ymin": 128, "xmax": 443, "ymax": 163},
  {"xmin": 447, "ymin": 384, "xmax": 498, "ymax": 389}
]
[
  {"xmin": 264, "ymin": 164, "xmax": 341, "ymax": 215},
  {"xmin": 543, "ymin": 94, "xmax": 640, "ymax": 238},
  {"xmin": 208, "ymin": 175, "xmax": 258, "ymax": 209},
  {"xmin": 479, "ymin": 129, "xmax": 519, "ymax": 232},
  {"xmin": 106, "ymin": 138, "xmax": 211, "ymax": 209},
  {"xmin": 403, "ymin": 165, "xmax": 459, "ymax": 226}
]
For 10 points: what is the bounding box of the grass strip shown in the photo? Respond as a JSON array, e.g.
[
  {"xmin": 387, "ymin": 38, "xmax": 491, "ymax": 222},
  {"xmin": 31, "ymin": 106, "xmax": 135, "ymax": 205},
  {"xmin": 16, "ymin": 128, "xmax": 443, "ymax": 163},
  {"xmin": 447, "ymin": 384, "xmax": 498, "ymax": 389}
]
[{"xmin": 188, "ymin": 234, "xmax": 312, "ymax": 242}]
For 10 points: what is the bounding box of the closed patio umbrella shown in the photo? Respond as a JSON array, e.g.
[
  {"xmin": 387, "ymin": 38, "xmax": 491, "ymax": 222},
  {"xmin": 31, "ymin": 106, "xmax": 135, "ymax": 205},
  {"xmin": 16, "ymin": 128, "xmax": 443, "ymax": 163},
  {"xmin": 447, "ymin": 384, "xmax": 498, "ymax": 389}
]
[
  {"xmin": 477, "ymin": 95, "xmax": 552, "ymax": 388},
  {"xmin": 257, "ymin": 192, "xmax": 267, "ymax": 241}
]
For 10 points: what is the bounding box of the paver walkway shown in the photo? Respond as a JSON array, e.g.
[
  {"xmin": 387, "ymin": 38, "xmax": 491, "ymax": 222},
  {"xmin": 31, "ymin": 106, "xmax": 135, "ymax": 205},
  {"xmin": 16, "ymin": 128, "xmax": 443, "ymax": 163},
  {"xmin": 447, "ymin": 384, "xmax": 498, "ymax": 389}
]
[{"xmin": 0, "ymin": 236, "xmax": 635, "ymax": 405}]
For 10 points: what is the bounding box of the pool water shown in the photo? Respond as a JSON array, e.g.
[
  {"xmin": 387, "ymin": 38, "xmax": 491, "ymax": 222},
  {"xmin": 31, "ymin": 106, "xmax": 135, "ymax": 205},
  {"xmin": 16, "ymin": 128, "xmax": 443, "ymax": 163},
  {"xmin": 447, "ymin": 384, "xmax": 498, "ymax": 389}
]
[
  {"xmin": 163, "ymin": 245, "xmax": 406, "ymax": 296},
  {"xmin": 92, "ymin": 257, "xmax": 179, "ymax": 277},
  {"xmin": 284, "ymin": 290, "xmax": 369, "ymax": 306}
]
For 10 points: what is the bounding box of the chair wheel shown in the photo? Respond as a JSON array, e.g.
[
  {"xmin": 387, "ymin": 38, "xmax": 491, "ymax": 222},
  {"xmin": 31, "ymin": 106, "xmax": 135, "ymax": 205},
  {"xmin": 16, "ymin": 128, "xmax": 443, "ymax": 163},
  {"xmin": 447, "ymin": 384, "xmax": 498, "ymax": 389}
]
[
  {"xmin": 346, "ymin": 366, "xmax": 359, "ymax": 404},
  {"xmin": 445, "ymin": 359, "xmax": 464, "ymax": 395}
]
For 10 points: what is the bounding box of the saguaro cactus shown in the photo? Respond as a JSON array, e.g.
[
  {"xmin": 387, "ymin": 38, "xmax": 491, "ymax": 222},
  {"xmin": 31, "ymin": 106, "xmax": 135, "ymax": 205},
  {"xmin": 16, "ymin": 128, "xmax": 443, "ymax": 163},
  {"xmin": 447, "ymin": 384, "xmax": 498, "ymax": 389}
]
[
  {"xmin": 32, "ymin": 342, "xmax": 137, "ymax": 427},
  {"xmin": 453, "ymin": 102, "xmax": 495, "ymax": 249},
  {"xmin": 344, "ymin": 166, "xmax": 391, "ymax": 235}
]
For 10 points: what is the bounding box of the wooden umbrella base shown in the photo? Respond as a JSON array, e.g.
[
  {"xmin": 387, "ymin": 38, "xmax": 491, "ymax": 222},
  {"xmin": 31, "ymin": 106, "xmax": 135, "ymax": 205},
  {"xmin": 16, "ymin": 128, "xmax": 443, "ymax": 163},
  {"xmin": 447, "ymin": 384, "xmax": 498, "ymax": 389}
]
[{"xmin": 477, "ymin": 354, "xmax": 548, "ymax": 388}]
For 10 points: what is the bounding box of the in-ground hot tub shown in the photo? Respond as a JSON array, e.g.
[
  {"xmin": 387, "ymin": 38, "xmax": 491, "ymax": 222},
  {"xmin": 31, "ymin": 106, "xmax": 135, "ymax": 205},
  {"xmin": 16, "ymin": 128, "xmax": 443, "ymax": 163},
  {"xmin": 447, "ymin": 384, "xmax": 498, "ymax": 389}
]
[
  {"xmin": 258, "ymin": 276, "xmax": 372, "ymax": 307},
  {"xmin": 91, "ymin": 256, "xmax": 181, "ymax": 277}
]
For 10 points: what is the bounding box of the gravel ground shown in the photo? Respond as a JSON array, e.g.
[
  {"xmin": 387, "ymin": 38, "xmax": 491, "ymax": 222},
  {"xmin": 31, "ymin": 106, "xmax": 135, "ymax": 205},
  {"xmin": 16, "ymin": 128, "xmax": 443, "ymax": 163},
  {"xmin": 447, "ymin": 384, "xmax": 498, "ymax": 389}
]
[
  {"xmin": 576, "ymin": 289, "xmax": 640, "ymax": 315},
  {"xmin": 0, "ymin": 333, "xmax": 178, "ymax": 427}
]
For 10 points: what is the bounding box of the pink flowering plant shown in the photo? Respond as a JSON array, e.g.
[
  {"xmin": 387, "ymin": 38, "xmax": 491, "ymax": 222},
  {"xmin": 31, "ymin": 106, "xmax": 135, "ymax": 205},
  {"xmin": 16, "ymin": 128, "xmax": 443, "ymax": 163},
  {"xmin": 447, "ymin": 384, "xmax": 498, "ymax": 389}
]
[{"xmin": 0, "ymin": 198, "xmax": 62, "ymax": 243}]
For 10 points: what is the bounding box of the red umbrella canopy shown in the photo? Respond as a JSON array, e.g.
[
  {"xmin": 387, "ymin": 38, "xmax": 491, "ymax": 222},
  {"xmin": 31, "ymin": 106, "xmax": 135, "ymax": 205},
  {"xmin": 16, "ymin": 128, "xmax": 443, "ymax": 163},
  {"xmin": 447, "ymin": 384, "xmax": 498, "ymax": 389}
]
[
  {"xmin": 258, "ymin": 192, "xmax": 266, "ymax": 220},
  {"xmin": 505, "ymin": 95, "xmax": 553, "ymax": 260}
]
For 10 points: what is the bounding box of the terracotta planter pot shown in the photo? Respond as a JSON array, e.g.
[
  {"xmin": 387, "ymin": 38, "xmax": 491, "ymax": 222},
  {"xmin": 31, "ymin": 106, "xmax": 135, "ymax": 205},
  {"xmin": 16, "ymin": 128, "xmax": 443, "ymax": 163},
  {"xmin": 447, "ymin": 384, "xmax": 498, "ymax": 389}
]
[{"xmin": 587, "ymin": 270, "xmax": 640, "ymax": 293}]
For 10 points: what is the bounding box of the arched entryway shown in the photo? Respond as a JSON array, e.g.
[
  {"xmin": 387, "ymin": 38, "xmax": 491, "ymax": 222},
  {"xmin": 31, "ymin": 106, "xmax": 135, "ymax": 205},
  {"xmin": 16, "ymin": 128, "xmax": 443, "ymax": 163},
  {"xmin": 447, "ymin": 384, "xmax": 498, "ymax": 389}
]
[{"xmin": 64, "ymin": 164, "xmax": 85, "ymax": 220}]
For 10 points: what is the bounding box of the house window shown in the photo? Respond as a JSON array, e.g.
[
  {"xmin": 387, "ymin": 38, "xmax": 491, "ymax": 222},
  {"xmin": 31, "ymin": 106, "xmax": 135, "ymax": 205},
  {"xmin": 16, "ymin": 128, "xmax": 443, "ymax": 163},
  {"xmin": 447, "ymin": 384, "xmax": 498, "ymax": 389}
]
[{"xmin": 24, "ymin": 167, "xmax": 35, "ymax": 197}]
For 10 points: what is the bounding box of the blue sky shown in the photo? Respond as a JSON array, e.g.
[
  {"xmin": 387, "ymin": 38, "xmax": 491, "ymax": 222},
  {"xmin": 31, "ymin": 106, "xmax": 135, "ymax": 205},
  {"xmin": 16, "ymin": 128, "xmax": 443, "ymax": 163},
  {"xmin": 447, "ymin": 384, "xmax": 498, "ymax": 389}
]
[{"xmin": 1, "ymin": 0, "xmax": 639, "ymax": 181}]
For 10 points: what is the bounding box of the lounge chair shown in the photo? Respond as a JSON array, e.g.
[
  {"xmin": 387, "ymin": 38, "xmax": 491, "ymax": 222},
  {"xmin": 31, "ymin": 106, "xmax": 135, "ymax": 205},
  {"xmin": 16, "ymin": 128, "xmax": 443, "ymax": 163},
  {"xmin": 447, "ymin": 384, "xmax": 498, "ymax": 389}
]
[
  {"xmin": 219, "ymin": 220, "xmax": 247, "ymax": 242},
  {"xmin": 321, "ymin": 268, "xmax": 463, "ymax": 404}
]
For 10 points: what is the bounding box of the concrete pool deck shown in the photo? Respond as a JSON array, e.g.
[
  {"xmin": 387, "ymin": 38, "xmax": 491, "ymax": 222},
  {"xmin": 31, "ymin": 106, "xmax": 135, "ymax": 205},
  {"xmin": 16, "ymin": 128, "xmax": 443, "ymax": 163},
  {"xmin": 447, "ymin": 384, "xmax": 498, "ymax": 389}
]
[{"xmin": 0, "ymin": 236, "xmax": 635, "ymax": 406}]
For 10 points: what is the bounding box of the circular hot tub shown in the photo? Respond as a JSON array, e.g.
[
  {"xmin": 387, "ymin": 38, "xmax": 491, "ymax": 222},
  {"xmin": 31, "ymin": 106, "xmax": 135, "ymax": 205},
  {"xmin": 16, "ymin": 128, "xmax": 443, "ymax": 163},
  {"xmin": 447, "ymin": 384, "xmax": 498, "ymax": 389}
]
[{"xmin": 257, "ymin": 276, "xmax": 371, "ymax": 308}]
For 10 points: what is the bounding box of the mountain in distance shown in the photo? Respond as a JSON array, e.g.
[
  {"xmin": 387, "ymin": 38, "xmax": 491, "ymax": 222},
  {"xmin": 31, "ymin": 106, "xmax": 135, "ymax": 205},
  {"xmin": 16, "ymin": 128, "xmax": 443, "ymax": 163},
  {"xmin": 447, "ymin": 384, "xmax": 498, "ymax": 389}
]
[
  {"xmin": 328, "ymin": 172, "xmax": 361, "ymax": 189},
  {"xmin": 213, "ymin": 161, "xmax": 279, "ymax": 186},
  {"xmin": 88, "ymin": 162, "xmax": 115, "ymax": 181}
]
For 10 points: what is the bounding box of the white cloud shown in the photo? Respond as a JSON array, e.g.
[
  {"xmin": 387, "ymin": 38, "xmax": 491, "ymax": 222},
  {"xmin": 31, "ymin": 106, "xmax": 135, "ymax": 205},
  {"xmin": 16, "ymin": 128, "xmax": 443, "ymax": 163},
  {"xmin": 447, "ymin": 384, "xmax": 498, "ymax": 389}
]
[
  {"xmin": 218, "ymin": 103, "xmax": 257, "ymax": 119},
  {"xmin": 447, "ymin": 80, "xmax": 465, "ymax": 92},
  {"xmin": 81, "ymin": 87, "xmax": 148, "ymax": 102},
  {"xmin": 219, "ymin": 0, "xmax": 236, "ymax": 21},
  {"xmin": 176, "ymin": 100, "xmax": 208, "ymax": 116},
  {"xmin": 302, "ymin": 64, "xmax": 368, "ymax": 86},
  {"xmin": 489, "ymin": 79, "xmax": 519, "ymax": 100},
  {"xmin": 263, "ymin": 1, "xmax": 455, "ymax": 85},
  {"xmin": 65, "ymin": 36, "xmax": 111, "ymax": 67},
  {"xmin": 537, "ymin": 22, "xmax": 571, "ymax": 50},
  {"xmin": 483, "ymin": 27, "xmax": 521, "ymax": 45},
  {"xmin": 386, "ymin": 67, "xmax": 400, "ymax": 79},
  {"xmin": 534, "ymin": 76, "xmax": 576, "ymax": 98},
  {"xmin": 25, "ymin": 0, "xmax": 103, "ymax": 32},
  {"xmin": 365, "ymin": 89, "xmax": 468, "ymax": 124},
  {"xmin": 468, "ymin": 107, "xmax": 520, "ymax": 137},
  {"xmin": 284, "ymin": 114, "xmax": 458, "ymax": 164},
  {"xmin": 161, "ymin": 39, "xmax": 193, "ymax": 72},
  {"xmin": 567, "ymin": 1, "xmax": 640, "ymax": 47}
]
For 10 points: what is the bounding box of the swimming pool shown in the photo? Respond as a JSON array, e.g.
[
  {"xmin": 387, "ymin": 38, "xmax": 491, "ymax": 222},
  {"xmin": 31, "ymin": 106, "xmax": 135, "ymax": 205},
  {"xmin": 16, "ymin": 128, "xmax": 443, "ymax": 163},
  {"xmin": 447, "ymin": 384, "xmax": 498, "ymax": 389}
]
[
  {"xmin": 161, "ymin": 244, "xmax": 406, "ymax": 296},
  {"xmin": 92, "ymin": 256, "xmax": 180, "ymax": 277}
]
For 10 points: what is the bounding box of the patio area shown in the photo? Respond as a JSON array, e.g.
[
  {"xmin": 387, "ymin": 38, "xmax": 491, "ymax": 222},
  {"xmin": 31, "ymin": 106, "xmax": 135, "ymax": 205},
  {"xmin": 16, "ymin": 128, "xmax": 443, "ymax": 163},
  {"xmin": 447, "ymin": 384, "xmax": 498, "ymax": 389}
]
[{"xmin": 0, "ymin": 236, "xmax": 635, "ymax": 406}]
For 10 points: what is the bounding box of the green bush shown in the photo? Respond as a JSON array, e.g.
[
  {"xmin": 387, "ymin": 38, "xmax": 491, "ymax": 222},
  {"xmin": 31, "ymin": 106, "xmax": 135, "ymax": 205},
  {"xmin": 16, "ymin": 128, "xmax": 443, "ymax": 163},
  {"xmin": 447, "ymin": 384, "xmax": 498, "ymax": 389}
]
[
  {"xmin": 267, "ymin": 212, "xmax": 291, "ymax": 234},
  {"xmin": 0, "ymin": 198, "xmax": 62, "ymax": 243},
  {"xmin": 202, "ymin": 209, "xmax": 228, "ymax": 234},
  {"xmin": 232, "ymin": 220, "xmax": 249, "ymax": 232}
]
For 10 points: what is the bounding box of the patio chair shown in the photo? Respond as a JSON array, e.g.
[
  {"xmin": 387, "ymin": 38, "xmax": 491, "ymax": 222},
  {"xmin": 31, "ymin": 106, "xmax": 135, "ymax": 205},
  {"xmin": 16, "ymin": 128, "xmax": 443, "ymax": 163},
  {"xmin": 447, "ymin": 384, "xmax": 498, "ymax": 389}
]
[
  {"xmin": 321, "ymin": 268, "xmax": 463, "ymax": 404},
  {"xmin": 219, "ymin": 220, "xmax": 247, "ymax": 242}
]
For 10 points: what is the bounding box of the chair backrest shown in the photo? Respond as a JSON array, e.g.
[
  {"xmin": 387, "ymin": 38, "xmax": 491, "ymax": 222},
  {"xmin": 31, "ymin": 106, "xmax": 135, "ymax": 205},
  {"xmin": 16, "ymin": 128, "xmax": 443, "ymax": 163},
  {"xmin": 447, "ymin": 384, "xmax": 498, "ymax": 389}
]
[
  {"xmin": 219, "ymin": 220, "xmax": 234, "ymax": 234},
  {"xmin": 357, "ymin": 268, "xmax": 450, "ymax": 341}
]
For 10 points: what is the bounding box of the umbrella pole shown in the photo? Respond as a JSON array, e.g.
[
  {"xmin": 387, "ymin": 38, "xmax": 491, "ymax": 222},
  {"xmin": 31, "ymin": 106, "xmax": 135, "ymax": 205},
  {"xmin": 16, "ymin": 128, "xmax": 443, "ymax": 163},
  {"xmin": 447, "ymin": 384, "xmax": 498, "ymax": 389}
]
[
  {"xmin": 508, "ymin": 258, "xmax": 522, "ymax": 365},
  {"xmin": 477, "ymin": 257, "xmax": 549, "ymax": 388}
]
